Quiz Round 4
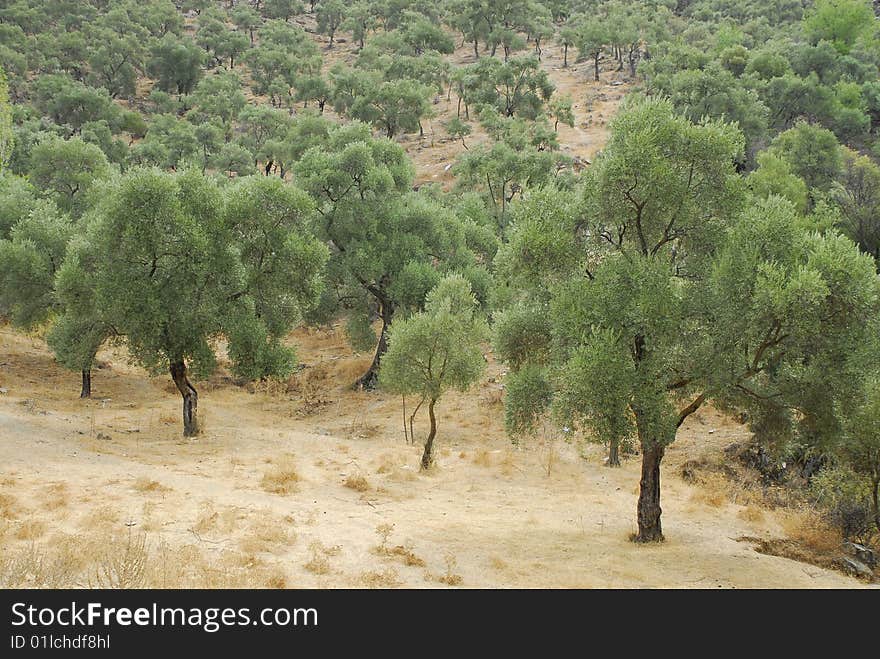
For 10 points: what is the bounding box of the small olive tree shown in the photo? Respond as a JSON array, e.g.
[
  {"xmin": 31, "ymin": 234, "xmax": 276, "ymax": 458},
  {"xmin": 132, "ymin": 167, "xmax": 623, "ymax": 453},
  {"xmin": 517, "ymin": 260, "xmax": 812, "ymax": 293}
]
[{"xmin": 379, "ymin": 275, "xmax": 488, "ymax": 469}]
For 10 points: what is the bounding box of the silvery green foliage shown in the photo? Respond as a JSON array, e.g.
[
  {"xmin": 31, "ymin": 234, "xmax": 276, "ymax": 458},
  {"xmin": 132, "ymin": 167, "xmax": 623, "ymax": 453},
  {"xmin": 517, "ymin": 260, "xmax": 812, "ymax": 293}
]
[
  {"xmin": 83, "ymin": 168, "xmax": 327, "ymax": 382},
  {"xmin": 379, "ymin": 274, "xmax": 488, "ymax": 401},
  {"xmin": 497, "ymin": 96, "xmax": 880, "ymax": 453}
]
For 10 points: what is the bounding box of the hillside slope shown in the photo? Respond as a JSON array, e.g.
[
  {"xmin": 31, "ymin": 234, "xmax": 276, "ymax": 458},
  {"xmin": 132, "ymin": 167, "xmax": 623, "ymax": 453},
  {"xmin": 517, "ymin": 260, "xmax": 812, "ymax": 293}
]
[{"xmin": 0, "ymin": 326, "xmax": 870, "ymax": 588}]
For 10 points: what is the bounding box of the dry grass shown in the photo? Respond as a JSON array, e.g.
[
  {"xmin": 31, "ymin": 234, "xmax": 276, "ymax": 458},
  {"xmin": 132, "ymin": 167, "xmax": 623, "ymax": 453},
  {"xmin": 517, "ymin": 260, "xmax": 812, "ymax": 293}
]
[
  {"xmin": 191, "ymin": 502, "xmax": 240, "ymax": 536},
  {"xmin": 479, "ymin": 385, "xmax": 504, "ymax": 408},
  {"xmin": 91, "ymin": 530, "xmax": 148, "ymax": 588},
  {"xmin": 737, "ymin": 505, "xmax": 766, "ymax": 523},
  {"xmin": 429, "ymin": 553, "xmax": 464, "ymax": 586},
  {"xmin": 386, "ymin": 544, "xmax": 426, "ymax": 567},
  {"xmin": 304, "ymin": 540, "xmax": 341, "ymax": 575},
  {"xmin": 489, "ymin": 556, "xmax": 508, "ymax": 570},
  {"xmin": 780, "ymin": 509, "xmax": 842, "ymax": 555},
  {"xmin": 738, "ymin": 508, "xmax": 854, "ymax": 579},
  {"xmin": 472, "ymin": 449, "xmax": 493, "ymax": 467},
  {"xmin": 14, "ymin": 519, "xmax": 47, "ymax": 541},
  {"xmin": 238, "ymin": 515, "xmax": 294, "ymax": 554},
  {"xmin": 79, "ymin": 505, "xmax": 120, "ymax": 528},
  {"xmin": 690, "ymin": 473, "xmax": 730, "ymax": 508},
  {"xmin": 343, "ymin": 474, "xmax": 371, "ymax": 492},
  {"xmin": 0, "ymin": 492, "xmax": 21, "ymax": 519},
  {"xmin": 375, "ymin": 453, "xmax": 397, "ymax": 474},
  {"xmin": 498, "ymin": 451, "xmax": 517, "ymax": 477},
  {"xmin": 260, "ymin": 454, "xmax": 301, "ymax": 495},
  {"xmin": 132, "ymin": 477, "xmax": 170, "ymax": 494},
  {"xmin": 358, "ymin": 568, "xmax": 401, "ymax": 588},
  {"xmin": 288, "ymin": 363, "xmax": 334, "ymax": 417},
  {"xmin": 0, "ymin": 541, "xmax": 82, "ymax": 588},
  {"xmin": 39, "ymin": 483, "xmax": 69, "ymax": 511}
]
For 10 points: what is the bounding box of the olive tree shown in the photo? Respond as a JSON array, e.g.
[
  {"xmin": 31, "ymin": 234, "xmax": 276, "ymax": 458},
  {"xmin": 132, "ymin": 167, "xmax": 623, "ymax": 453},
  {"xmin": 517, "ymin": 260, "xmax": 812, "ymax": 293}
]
[
  {"xmin": 47, "ymin": 232, "xmax": 114, "ymax": 398},
  {"xmin": 294, "ymin": 123, "xmax": 492, "ymax": 388},
  {"xmin": 380, "ymin": 275, "xmax": 488, "ymax": 469},
  {"xmin": 0, "ymin": 200, "xmax": 71, "ymax": 329},
  {"xmin": 496, "ymin": 98, "xmax": 880, "ymax": 542},
  {"xmin": 87, "ymin": 168, "xmax": 327, "ymax": 435},
  {"xmin": 28, "ymin": 136, "xmax": 111, "ymax": 219},
  {"xmin": 0, "ymin": 65, "xmax": 12, "ymax": 171}
]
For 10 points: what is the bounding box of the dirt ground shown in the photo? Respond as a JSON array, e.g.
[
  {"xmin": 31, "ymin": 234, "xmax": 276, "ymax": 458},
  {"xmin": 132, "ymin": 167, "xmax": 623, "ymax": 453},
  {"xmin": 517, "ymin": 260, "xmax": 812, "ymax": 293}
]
[{"xmin": 0, "ymin": 325, "xmax": 871, "ymax": 588}]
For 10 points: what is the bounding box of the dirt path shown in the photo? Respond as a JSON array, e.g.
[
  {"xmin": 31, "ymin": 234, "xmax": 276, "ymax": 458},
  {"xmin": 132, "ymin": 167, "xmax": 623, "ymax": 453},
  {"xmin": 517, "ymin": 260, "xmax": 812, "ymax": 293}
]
[{"xmin": 0, "ymin": 327, "xmax": 869, "ymax": 588}]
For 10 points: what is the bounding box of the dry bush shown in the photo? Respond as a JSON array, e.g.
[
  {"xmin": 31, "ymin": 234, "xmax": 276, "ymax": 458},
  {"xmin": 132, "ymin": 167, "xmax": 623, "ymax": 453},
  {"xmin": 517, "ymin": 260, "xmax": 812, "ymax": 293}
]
[
  {"xmin": 334, "ymin": 357, "xmax": 372, "ymax": 386},
  {"xmin": 249, "ymin": 377, "xmax": 288, "ymax": 398},
  {"xmin": 438, "ymin": 553, "xmax": 463, "ymax": 585},
  {"xmin": 426, "ymin": 553, "xmax": 463, "ymax": 586},
  {"xmin": 260, "ymin": 454, "xmax": 301, "ymax": 495},
  {"xmin": 141, "ymin": 502, "xmax": 161, "ymax": 532},
  {"xmin": 346, "ymin": 403, "xmax": 384, "ymax": 440},
  {"xmin": 374, "ymin": 523, "xmax": 395, "ymax": 553},
  {"xmin": 158, "ymin": 414, "xmax": 176, "ymax": 425},
  {"xmin": 343, "ymin": 474, "xmax": 370, "ymax": 492},
  {"xmin": 370, "ymin": 523, "xmax": 424, "ymax": 565},
  {"xmin": 92, "ymin": 530, "xmax": 148, "ymax": 589},
  {"xmin": 288, "ymin": 363, "xmax": 334, "ymax": 417},
  {"xmin": 0, "ymin": 539, "xmax": 84, "ymax": 588},
  {"xmin": 781, "ymin": 509, "xmax": 843, "ymax": 555}
]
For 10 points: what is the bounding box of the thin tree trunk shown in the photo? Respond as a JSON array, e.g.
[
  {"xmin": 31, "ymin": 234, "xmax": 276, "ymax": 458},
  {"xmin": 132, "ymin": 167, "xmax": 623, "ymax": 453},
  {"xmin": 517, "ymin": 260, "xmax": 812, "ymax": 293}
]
[
  {"xmin": 594, "ymin": 55, "xmax": 600, "ymax": 82},
  {"xmin": 420, "ymin": 398, "xmax": 437, "ymax": 470},
  {"xmin": 80, "ymin": 369, "xmax": 91, "ymax": 399},
  {"xmin": 563, "ymin": 43, "xmax": 568, "ymax": 67},
  {"xmin": 169, "ymin": 360, "xmax": 199, "ymax": 437},
  {"xmin": 608, "ymin": 437, "xmax": 620, "ymax": 467},
  {"xmin": 355, "ymin": 301, "xmax": 394, "ymax": 390},
  {"xmin": 872, "ymin": 475, "xmax": 880, "ymax": 534},
  {"xmin": 635, "ymin": 440, "xmax": 665, "ymax": 542},
  {"xmin": 473, "ymin": 39, "xmax": 479, "ymax": 59}
]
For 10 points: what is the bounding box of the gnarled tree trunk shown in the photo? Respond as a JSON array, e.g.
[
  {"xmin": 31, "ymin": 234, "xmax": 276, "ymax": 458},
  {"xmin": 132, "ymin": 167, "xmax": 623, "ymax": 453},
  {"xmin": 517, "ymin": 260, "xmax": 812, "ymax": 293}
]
[
  {"xmin": 420, "ymin": 398, "xmax": 437, "ymax": 470},
  {"xmin": 80, "ymin": 369, "xmax": 91, "ymax": 399},
  {"xmin": 169, "ymin": 360, "xmax": 199, "ymax": 437},
  {"xmin": 355, "ymin": 299, "xmax": 394, "ymax": 390},
  {"xmin": 635, "ymin": 441, "xmax": 665, "ymax": 542}
]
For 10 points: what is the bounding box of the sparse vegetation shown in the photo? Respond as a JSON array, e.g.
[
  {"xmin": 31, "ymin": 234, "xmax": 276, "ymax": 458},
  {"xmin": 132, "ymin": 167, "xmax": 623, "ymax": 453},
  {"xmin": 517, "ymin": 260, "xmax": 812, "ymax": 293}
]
[
  {"xmin": 1, "ymin": 0, "xmax": 879, "ymax": 590},
  {"xmin": 260, "ymin": 455, "xmax": 301, "ymax": 495}
]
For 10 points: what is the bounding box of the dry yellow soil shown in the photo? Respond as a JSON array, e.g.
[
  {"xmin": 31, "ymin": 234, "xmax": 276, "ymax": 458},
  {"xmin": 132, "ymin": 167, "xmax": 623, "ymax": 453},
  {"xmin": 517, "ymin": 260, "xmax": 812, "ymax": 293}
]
[{"xmin": 0, "ymin": 325, "xmax": 871, "ymax": 588}]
